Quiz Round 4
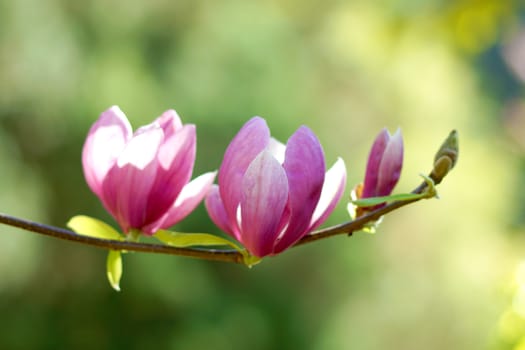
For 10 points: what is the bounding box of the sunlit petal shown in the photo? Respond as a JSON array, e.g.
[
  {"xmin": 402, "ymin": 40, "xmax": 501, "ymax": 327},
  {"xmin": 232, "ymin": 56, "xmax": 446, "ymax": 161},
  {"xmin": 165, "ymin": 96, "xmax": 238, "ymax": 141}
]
[
  {"xmin": 361, "ymin": 128, "xmax": 389, "ymax": 198},
  {"xmin": 275, "ymin": 126, "xmax": 325, "ymax": 253},
  {"xmin": 146, "ymin": 171, "xmax": 216, "ymax": 233},
  {"xmin": 101, "ymin": 125, "xmax": 163, "ymax": 232},
  {"xmin": 309, "ymin": 157, "xmax": 347, "ymax": 230},
  {"xmin": 205, "ymin": 185, "xmax": 237, "ymax": 240},
  {"xmin": 240, "ymin": 150, "xmax": 289, "ymax": 257},
  {"xmin": 376, "ymin": 128, "xmax": 403, "ymax": 196},
  {"xmin": 219, "ymin": 117, "xmax": 270, "ymax": 232},
  {"xmin": 82, "ymin": 106, "xmax": 132, "ymax": 197},
  {"xmin": 145, "ymin": 125, "xmax": 196, "ymax": 224},
  {"xmin": 156, "ymin": 109, "xmax": 183, "ymax": 137}
]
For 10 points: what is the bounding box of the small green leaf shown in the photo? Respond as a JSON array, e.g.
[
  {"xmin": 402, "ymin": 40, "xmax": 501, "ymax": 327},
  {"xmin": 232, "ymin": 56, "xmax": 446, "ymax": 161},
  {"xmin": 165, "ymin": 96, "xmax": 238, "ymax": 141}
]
[
  {"xmin": 350, "ymin": 174, "xmax": 438, "ymax": 207},
  {"xmin": 67, "ymin": 215, "xmax": 122, "ymax": 241},
  {"xmin": 107, "ymin": 250, "xmax": 122, "ymax": 292},
  {"xmin": 155, "ymin": 230, "xmax": 264, "ymax": 268},
  {"xmin": 155, "ymin": 230, "xmax": 243, "ymax": 252},
  {"xmin": 361, "ymin": 216, "xmax": 384, "ymax": 234},
  {"xmin": 351, "ymin": 192, "xmax": 425, "ymax": 207},
  {"xmin": 243, "ymin": 253, "xmax": 262, "ymax": 268},
  {"xmin": 420, "ymin": 174, "xmax": 438, "ymax": 199}
]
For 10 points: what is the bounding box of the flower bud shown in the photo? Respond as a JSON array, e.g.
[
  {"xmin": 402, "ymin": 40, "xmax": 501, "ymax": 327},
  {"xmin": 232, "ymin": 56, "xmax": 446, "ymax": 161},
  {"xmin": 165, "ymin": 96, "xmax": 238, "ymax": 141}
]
[
  {"xmin": 361, "ymin": 128, "xmax": 404, "ymax": 200},
  {"xmin": 431, "ymin": 130, "xmax": 458, "ymax": 184}
]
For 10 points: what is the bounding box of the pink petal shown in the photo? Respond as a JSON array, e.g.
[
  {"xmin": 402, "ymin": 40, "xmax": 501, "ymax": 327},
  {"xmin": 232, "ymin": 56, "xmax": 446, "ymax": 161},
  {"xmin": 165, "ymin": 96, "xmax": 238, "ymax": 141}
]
[
  {"xmin": 156, "ymin": 109, "xmax": 183, "ymax": 138},
  {"xmin": 309, "ymin": 157, "xmax": 347, "ymax": 230},
  {"xmin": 145, "ymin": 171, "xmax": 217, "ymax": 233},
  {"xmin": 144, "ymin": 125, "xmax": 196, "ymax": 224},
  {"xmin": 240, "ymin": 150, "xmax": 289, "ymax": 257},
  {"xmin": 219, "ymin": 117, "xmax": 270, "ymax": 233},
  {"xmin": 157, "ymin": 124, "xmax": 196, "ymax": 172},
  {"xmin": 205, "ymin": 185, "xmax": 237, "ymax": 239},
  {"xmin": 101, "ymin": 124, "xmax": 163, "ymax": 232},
  {"xmin": 376, "ymin": 128, "xmax": 403, "ymax": 196},
  {"xmin": 361, "ymin": 128, "xmax": 390, "ymax": 198},
  {"xmin": 82, "ymin": 106, "xmax": 132, "ymax": 197},
  {"xmin": 274, "ymin": 126, "xmax": 325, "ymax": 254},
  {"xmin": 267, "ymin": 137, "xmax": 286, "ymax": 164}
]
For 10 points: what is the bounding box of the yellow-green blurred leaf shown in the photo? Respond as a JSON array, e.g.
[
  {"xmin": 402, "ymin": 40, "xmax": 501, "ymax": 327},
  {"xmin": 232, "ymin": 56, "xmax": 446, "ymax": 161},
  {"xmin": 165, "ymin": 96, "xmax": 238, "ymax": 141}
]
[
  {"xmin": 67, "ymin": 215, "xmax": 122, "ymax": 241},
  {"xmin": 106, "ymin": 250, "xmax": 122, "ymax": 292},
  {"xmin": 243, "ymin": 254, "xmax": 262, "ymax": 268},
  {"xmin": 350, "ymin": 192, "xmax": 425, "ymax": 207},
  {"xmin": 155, "ymin": 230, "xmax": 263, "ymax": 267},
  {"xmin": 155, "ymin": 229, "xmax": 243, "ymax": 252},
  {"xmin": 351, "ymin": 174, "xmax": 438, "ymax": 207}
]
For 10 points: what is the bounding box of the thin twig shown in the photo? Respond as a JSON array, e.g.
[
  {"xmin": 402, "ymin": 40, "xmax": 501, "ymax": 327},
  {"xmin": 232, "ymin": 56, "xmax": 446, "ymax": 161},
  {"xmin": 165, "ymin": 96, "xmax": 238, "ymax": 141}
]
[
  {"xmin": 0, "ymin": 175, "xmax": 430, "ymax": 263},
  {"xmin": 0, "ymin": 213, "xmax": 244, "ymax": 264},
  {"xmin": 297, "ymin": 177, "xmax": 430, "ymax": 245},
  {"xmin": 0, "ymin": 130, "xmax": 457, "ymax": 264}
]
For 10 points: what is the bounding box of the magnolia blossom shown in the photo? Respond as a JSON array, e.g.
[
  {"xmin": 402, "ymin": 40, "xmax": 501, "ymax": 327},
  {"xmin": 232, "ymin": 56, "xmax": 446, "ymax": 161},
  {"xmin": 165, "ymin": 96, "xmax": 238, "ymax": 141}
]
[
  {"xmin": 205, "ymin": 117, "xmax": 347, "ymax": 258},
  {"xmin": 82, "ymin": 106, "xmax": 215, "ymax": 234},
  {"xmin": 361, "ymin": 127, "xmax": 403, "ymax": 200}
]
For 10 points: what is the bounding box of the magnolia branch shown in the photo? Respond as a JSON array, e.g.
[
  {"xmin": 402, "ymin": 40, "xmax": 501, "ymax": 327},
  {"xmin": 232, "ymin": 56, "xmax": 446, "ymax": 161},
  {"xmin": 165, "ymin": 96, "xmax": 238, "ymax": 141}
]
[
  {"xmin": 0, "ymin": 130, "xmax": 457, "ymax": 265},
  {"xmin": 0, "ymin": 177, "xmax": 430, "ymax": 264}
]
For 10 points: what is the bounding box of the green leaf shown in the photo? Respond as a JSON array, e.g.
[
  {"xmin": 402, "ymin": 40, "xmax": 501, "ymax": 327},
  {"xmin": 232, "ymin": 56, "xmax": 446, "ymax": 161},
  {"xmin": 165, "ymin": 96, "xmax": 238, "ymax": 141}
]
[
  {"xmin": 243, "ymin": 253, "xmax": 262, "ymax": 268},
  {"xmin": 351, "ymin": 192, "xmax": 425, "ymax": 207},
  {"xmin": 350, "ymin": 174, "xmax": 438, "ymax": 207},
  {"xmin": 67, "ymin": 215, "xmax": 122, "ymax": 241},
  {"xmin": 155, "ymin": 230, "xmax": 264, "ymax": 268},
  {"xmin": 155, "ymin": 229, "xmax": 243, "ymax": 252},
  {"xmin": 106, "ymin": 250, "xmax": 122, "ymax": 292}
]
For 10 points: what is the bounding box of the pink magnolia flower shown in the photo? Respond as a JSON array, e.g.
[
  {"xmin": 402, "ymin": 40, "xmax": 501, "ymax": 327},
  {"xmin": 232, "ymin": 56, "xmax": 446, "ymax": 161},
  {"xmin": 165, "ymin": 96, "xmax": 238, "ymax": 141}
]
[
  {"xmin": 205, "ymin": 117, "xmax": 347, "ymax": 258},
  {"xmin": 361, "ymin": 127, "xmax": 403, "ymax": 200},
  {"xmin": 82, "ymin": 106, "xmax": 215, "ymax": 235}
]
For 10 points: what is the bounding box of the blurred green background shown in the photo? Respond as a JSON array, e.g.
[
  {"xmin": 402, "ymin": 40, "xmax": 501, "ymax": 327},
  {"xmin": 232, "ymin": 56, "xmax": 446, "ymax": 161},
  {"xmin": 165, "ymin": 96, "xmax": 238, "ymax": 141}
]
[{"xmin": 1, "ymin": 0, "xmax": 525, "ymax": 349}]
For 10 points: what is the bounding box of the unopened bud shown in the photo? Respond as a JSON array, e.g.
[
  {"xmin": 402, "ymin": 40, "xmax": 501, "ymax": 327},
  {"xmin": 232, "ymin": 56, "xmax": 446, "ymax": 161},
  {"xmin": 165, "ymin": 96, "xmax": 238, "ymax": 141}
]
[
  {"xmin": 361, "ymin": 128, "xmax": 404, "ymax": 199},
  {"xmin": 431, "ymin": 130, "xmax": 458, "ymax": 184}
]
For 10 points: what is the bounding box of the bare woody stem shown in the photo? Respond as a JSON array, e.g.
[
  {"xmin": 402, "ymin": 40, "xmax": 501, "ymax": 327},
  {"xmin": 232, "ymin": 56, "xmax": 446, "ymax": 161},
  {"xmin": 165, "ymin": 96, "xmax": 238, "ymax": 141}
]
[
  {"xmin": 0, "ymin": 130, "xmax": 458, "ymax": 265},
  {"xmin": 0, "ymin": 193, "xmax": 417, "ymax": 265},
  {"xmin": 0, "ymin": 164, "xmax": 444, "ymax": 265},
  {"xmin": 0, "ymin": 212, "xmax": 246, "ymax": 264},
  {"xmin": 296, "ymin": 177, "xmax": 431, "ymax": 246}
]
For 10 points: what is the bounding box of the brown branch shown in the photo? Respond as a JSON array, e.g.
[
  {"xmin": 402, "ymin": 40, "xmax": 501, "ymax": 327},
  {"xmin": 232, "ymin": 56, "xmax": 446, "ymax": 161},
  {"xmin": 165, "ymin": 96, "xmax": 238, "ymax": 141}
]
[
  {"xmin": 301, "ymin": 129, "xmax": 458, "ymax": 245},
  {"xmin": 297, "ymin": 176, "xmax": 431, "ymax": 246},
  {"xmin": 0, "ymin": 175, "xmax": 430, "ymax": 264},
  {"xmin": 0, "ymin": 130, "xmax": 457, "ymax": 264},
  {"xmin": 0, "ymin": 213, "xmax": 244, "ymax": 264}
]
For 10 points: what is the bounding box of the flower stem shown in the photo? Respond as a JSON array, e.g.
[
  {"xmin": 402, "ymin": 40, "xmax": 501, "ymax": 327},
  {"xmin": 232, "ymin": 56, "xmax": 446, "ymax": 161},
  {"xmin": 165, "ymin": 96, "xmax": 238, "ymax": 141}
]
[
  {"xmin": 0, "ymin": 212, "xmax": 244, "ymax": 264},
  {"xmin": 0, "ymin": 168, "xmax": 437, "ymax": 264},
  {"xmin": 298, "ymin": 173, "xmax": 434, "ymax": 245}
]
